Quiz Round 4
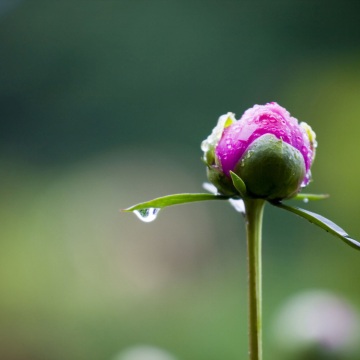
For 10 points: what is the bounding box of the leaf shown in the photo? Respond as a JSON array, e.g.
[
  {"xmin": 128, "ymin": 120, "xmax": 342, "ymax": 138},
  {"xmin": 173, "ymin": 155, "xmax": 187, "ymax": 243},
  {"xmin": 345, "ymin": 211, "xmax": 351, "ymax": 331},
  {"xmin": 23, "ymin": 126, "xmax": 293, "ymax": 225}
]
[
  {"xmin": 123, "ymin": 193, "xmax": 229, "ymax": 212},
  {"xmin": 292, "ymin": 193, "xmax": 329, "ymax": 201},
  {"xmin": 271, "ymin": 202, "xmax": 360, "ymax": 251},
  {"xmin": 230, "ymin": 171, "xmax": 247, "ymax": 198}
]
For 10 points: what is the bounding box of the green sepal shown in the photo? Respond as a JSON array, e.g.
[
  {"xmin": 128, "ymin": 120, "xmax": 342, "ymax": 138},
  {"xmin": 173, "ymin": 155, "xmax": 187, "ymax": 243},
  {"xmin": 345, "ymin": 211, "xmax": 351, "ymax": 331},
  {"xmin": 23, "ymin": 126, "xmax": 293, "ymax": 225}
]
[
  {"xmin": 230, "ymin": 171, "xmax": 247, "ymax": 198},
  {"xmin": 292, "ymin": 193, "xmax": 329, "ymax": 201},
  {"xmin": 271, "ymin": 201, "xmax": 360, "ymax": 251},
  {"xmin": 206, "ymin": 166, "xmax": 237, "ymax": 196},
  {"xmin": 123, "ymin": 193, "xmax": 229, "ymax": 212},
  {"xmin": 235, "ymin": 134, "xmax": 306, "ymax": 200}
]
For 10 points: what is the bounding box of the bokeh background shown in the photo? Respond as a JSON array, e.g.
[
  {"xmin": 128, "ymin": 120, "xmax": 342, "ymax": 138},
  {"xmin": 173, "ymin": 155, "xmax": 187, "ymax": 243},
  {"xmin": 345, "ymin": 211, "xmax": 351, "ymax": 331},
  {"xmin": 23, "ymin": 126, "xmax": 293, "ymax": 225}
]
[{"xmin": 1, "ymin": 1, "xmax": 360, "ymax": 359}]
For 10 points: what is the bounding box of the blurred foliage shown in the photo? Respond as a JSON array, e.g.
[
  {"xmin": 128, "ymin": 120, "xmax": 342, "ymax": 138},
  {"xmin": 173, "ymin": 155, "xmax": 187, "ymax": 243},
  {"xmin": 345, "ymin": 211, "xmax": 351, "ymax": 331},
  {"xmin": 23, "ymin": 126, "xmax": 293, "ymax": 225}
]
[{"xmin": 1, "ymin": 1, "xmax": 360, "ymax": 359}]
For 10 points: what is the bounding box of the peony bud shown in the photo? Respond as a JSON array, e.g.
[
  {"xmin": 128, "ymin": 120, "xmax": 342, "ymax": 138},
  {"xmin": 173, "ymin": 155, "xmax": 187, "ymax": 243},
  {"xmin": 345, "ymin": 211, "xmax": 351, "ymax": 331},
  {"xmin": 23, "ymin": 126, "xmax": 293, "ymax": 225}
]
[{"xmin": 201, "ymin": 102, "xmax": 317, "ymax": 200}]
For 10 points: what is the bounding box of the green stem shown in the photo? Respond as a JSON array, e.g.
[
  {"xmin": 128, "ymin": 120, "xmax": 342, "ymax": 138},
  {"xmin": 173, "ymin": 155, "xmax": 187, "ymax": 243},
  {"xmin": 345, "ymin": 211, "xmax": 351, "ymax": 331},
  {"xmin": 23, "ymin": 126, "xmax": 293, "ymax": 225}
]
[{"xmin": 244, "ymin": 199, "xmax": 265, "ymax": 360}]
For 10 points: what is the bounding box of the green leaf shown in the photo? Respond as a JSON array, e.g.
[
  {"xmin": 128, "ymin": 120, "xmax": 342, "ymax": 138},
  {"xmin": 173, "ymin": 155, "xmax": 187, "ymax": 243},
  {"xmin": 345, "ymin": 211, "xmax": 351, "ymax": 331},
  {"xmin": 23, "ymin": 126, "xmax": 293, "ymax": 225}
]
[
  {"xmin": 271, "ymin": 202, "xmax": 360, "ymax": 251},
  {"xmin": 230, "ymin": 171, "xmax": 247, "ymax": 198},
  {"xmin": 123, "ymin": 193, "xmax": 229, "ymax": 212},
  {"xmin": 292, "ymin": 193, "xmax": 329, "ymax": 201}
]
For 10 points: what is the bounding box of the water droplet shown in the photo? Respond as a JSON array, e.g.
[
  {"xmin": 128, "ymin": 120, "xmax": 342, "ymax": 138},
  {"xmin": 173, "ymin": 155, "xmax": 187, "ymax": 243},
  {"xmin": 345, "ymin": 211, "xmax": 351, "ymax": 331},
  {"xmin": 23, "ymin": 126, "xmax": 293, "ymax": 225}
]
[
  {"xmin": 303, "ymin": 198, "xmax": 309, "ymax": 203},
  {"xmin": 134, "ymin": 208, "xmax": 160, "ymax": 222},
  {"xmin": 246, "ymin": 150, "xmax": 253, "ymax": 159}
]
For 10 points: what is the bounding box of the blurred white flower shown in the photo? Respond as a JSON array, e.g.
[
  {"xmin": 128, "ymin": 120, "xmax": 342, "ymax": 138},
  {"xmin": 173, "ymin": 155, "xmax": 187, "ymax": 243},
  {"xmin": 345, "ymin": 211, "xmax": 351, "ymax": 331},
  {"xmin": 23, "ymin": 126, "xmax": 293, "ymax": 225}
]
[
  {"xmin": 112, "ymin": 345, "xmax": 178, "ymax": 360},
  {"xmin": 272, "ymin": 290, "xmax": 360, "ymax": 358}
]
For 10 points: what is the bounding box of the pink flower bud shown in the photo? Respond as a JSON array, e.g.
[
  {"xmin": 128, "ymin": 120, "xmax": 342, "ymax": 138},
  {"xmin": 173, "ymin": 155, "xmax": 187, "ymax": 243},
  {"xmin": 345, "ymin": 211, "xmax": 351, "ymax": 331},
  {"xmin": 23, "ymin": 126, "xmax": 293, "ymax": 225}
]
[{"xmin": 202, "ymin": 102, "xmax": 317, "ymax": 200}]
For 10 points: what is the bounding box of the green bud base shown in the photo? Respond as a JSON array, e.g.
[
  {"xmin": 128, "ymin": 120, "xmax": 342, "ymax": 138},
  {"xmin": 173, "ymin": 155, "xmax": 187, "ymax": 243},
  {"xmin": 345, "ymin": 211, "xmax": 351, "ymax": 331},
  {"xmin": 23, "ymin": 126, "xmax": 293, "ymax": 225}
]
[{"xmin": 235, "ymin": 134, "xmax": 306, "ymax": 200}]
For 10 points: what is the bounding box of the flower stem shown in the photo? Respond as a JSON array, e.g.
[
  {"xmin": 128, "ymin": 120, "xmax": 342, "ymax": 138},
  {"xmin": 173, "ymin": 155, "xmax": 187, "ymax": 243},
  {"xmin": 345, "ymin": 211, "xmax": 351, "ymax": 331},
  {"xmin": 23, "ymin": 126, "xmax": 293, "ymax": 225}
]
[{"xmin": 244, "ymin": 199, "xmax": 265, "ymax": 360}]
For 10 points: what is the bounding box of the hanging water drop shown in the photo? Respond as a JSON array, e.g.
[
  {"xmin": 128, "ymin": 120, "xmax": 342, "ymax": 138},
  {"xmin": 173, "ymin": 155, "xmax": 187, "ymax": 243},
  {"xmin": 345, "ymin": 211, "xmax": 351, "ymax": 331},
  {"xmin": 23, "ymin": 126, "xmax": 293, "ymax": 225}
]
[{"xmin": 133, "ymin": 208, "xmax": 160, "ymax": 222}]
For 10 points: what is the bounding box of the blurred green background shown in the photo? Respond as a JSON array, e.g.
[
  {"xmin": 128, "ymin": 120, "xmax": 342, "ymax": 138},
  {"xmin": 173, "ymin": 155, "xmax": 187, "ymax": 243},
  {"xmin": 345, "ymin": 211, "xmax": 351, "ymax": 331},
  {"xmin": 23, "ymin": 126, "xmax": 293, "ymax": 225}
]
[{"xmin": 1, "ymin": 1, "xmax": 360, "ymax": 359}]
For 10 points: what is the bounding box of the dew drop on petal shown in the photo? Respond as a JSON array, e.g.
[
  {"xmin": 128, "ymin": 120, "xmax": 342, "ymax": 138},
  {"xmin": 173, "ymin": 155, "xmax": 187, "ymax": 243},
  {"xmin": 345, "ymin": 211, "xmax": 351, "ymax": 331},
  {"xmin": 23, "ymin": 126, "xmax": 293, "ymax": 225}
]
[{"xmin": 134, "ymin": 208, "xmax": 160, "ymax": 222}]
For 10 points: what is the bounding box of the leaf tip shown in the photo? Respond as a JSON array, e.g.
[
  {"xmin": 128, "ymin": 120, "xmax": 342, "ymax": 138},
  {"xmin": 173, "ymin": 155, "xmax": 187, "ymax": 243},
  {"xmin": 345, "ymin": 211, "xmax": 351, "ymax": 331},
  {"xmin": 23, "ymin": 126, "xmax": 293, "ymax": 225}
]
[
  {"xmin": 121, "ymin": 207, "xmax": 134, "ymax": 213},
  {"xmin": 229, "ymin": 171, "xmax": 247, "ymax": 198},
  {"xmin": 344, "ymin": 235, "xmax": 360, "ymax": 250}
]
